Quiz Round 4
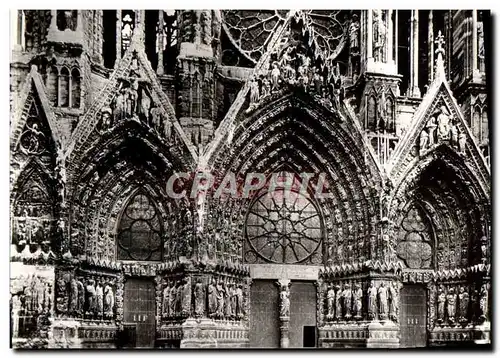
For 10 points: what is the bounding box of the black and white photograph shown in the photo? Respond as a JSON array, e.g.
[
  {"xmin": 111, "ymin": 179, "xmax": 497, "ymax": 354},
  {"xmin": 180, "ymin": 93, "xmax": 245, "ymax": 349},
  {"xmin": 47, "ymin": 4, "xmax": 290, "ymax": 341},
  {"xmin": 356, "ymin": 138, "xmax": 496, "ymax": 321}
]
[{"xmin": 8, "ymin": 9, "xmax": 492, "ymax": 349}]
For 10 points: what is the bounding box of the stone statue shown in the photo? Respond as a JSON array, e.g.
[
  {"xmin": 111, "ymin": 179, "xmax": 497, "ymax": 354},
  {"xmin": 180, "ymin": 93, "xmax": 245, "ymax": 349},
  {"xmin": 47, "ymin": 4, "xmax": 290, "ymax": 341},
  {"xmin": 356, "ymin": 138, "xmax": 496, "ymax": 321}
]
[
  {"xmin": 95, "ymin": 281, "xmax": 104, "ymax": 317},
  {"xmin": 69, "ymin": 278, "xmax": 78, "ymax": 314},
  {"xmin": 458, "ymin": 286, "xmax": 469, "ymax": 323},
  {"xmin": 378, "ymin": 282, "xmax": 388, "ymax": 319},
  {"xmin": 162, "ymin": 283, "xmax": 171, "ymax": 317},
  {"xmin": 43, "ymin": 282, "xmax": 51, "ymax": 312},
  {"xmin": 456, "ymin": 133, "xmax": 468, "ymax": 157},
  {"xmin": 342, "ymin": 283, "xmax": 352, "ymax": 319},
  {"xmin": 426, "ymin": 117, "xmax": 437, "ymax": 146},
  {"xmin": 261, "ymin": 77, "xmax": 271, "ymax": 98},
  {"xmin": 450, "ymin": 123, "xmax": 458, "ymax": 146},
  {"xmin": 437, "ymin": 106, "xmax": 451, "ymax": 141},
  {"xmin": 168, "ymin": 281, "xmax": 177, "ymax": 317},
  {"xmin": 112, "ymin": 88, "xmax": 127, "ymax": 123},
  {"xmin": 104, "ymin": 284, "xmax": 114, "ymax": 318},
  {"xmin": 224, "ymin": 283, "xmax": 233, "ymax": 318},
  {"xmin": 216, "ymin": 281, "xmax": 225, "ymax": 317},
  {"xmin": 126, "ymin": 79, "xmax": 139, "ymax": 117},
  {"xmin": 235, "ymin": 284, "xmax": 244, "ymax": 317},
  {"xmin": 446, "ymin": 287, "xmax": 457, "ymax": 324},
  {"xmin": 437, "ymin": 285, "xmax": 446, "ymax": 323},
  {"xmin": 352, "ymin": 283, "xmax": 363, "ymax": 319},
  {"xmin": 376, "ymin": 91, "xmax": 387, "ymax": 131},
  {"xmin": 334, "ymin": 284, "xmax": 342, "ymax": 320},
  {"xmin": 312, "ymin": 68, "xmax": 322, "ymax": 94},
  {"xmin": 194, "ymin": 280, "xmax": 204, "ymax": 316},
  {"xmin": 270, "ymin": 61, "xmax": 281, "ymax": 91},
  {"xmin": 373, "ymin": 10, "xmax": 386, "ymax": 62},
  {"xmin": 279, "ymin": 287, "xmax": 290, "ymax": 317},
  {"xmin": 349, "ymin": 14, "xmax": 360, "ymax": 52},
  {"xmin": 140, "ymin": 88, "xmax": 151, "ymax": 121},
  {"xmin": 77, "ymin": 279, "xmax": 85, "ymax": 315},
  {"xmin": 249, "ymin": 78, "xmax": 260, "ymax": 107},
  {"xmin": 479, "ymin": 284, "xmax": 488, "ymax": 321},
  {"xmin": 181, "ymin": 279, "xmax": 191, "ymax": 315},
  {"xmin": 64, "ymin": 10, "xmax": 76, "ymax": 31},
  {"xmin": 99, "ymin": 107, "xmax": 113, "ymax": 132},
  {"xmin": 389, "ymin": 282, "xmax": 399, "ymax": 322},
  {"xmin": 368, "ymin": 282, "xmax": 377, "ymax": 319},
  {"xmin": 326, "ymin": 285, "xmax": 335, "ymax": 318},
  {"xmin": 207, "ymin": 279, "xmax": 217, "ymax": 316},
  {"xmin": 419, "ymin": 130, "xmax": 429, "ymax": 152},
  {"xmin": 85, "ymin": 279, "xmax": 96, "ymax": 316}
]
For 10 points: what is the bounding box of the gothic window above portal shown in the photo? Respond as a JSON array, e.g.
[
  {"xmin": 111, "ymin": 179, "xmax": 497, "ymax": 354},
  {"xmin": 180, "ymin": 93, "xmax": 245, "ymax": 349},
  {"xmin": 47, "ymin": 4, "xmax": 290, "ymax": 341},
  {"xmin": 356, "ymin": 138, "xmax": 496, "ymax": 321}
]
[
  {"xmin": 117, "ymin": 191, "xmax": 162, "ymax": 261},
  {"xmin": 396, "ymin": 205, "xmax": 434, "ymax": 269},
  {"xmin": 244, "ymin": 188, "xmax": 324, "ymax": 265}
]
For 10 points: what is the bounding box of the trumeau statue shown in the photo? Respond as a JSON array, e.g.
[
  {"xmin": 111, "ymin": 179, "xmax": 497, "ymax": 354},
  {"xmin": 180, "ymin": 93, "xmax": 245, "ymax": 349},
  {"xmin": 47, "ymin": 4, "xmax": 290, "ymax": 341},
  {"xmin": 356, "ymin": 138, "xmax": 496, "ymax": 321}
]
[{"xmin": 279, "ymin": 286, "xmax": 290, "ymax": 317}]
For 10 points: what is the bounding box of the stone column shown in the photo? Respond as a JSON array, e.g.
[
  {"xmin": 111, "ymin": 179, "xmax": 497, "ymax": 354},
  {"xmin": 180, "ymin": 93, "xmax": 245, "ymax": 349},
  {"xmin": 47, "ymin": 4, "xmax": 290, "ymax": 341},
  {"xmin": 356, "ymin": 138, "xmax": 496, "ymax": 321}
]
[
  {"xmin": 276, "ymin": 279, "xmax": 291, "ymax": 348},
  {"xmin": 115, "ymin": 10, "xmax": 122, "ymax": 67},
  {"xmin": 387, "ymin": 10, "xmax": 393, "ymax": 63},
  {"xmin": 394, "ymin": 11, "xmax": 398, "ymax": 71},
  {"xmin": 428, "ymin": 10, "xmax": 434, "ymax": 83},
  {"xmin": 472, "ymin": 10, "xmax": 478, "ymax": 71},
  {"xmin": 411, "ymin": 10, "xmax": 421, "ymax": 97},
  {"xmin": 367, "ymin": 10, "xmax": 373, "ymax": 61},
  {"xmin": 157, "ymin": 10, "xmax": 165, "ymax": 75}
]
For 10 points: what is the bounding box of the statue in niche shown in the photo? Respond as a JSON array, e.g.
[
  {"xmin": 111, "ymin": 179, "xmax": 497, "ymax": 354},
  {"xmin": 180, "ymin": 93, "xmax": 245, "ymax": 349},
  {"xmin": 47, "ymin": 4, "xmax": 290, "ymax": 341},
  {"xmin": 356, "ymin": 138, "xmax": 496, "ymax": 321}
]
[
  {"xmin": 342, "ymin": 283, "xmax": 352, "ymax": 319},
  {"xmin": 446, "ymin": 287, "xmax": 457, "ymax": 324},
  {"xmin": 376, "ymin": 91, "xmax": 387, "ymax": 131},
  {"xmin": 470, "ymin": 289, "xmax": 479, "ymax": 322},
  {"xmin": 426, "ymin": 117, "xmax": 437, "ymax": 146},
  {"xmin": 200, "ymin": 11, "xmax": 212, "ymax": 46},
  {"xmin": 181, "ymin": 278, "xmax": 191, "ymax": 315},
  {"xmin": 479, "ymin": 284, "xmax": 488, "ymax": 321},
  {"xmin": 162, "ymin": 282, "xmax": 171, "ymax": 317},
  {"xmin": 419, "ymin": 129, "xmax": 429, "ymax": 153},
  {"xmin": 104, "ymin": 283, "xmax": 114, "ymax": 318},
  {"xmin": 334, "ymin": 284, "xmax": 342, "ymax": 320},
  {"xmin": 326, "ymin": 285, "xmax": 335, "ymax": 318},
  {"xmin": 378, "ymin": 282, "xmax": 388, "ymax": 319},
  {"xmin": 168, "ymin": 281, "xmax": 177, "ymax": 317},
  {"xmin": 207, "ymin": 279, "xmax": 217, "ymax": 317},
  {"xmin": 57, "ymin": 10, "xmax": 77, "ymax": 31},
  {"xmin": 85, "ymin": 279, "xmax": 96, "ymax": 316},
  {"xmin": 279, "ymin": 286, "xmax": 290, "ymax": 317},
  {"xmin": 216, "ymin": 281, "xmax": 225, "ymax": 318},
  {"xmin": 389, "ymin": 282, "xmax": 399, "ymax": 322},
  {"xmin": 478, "ymin": 21, "xmax": 485, "ymax": 70},
  {"xmin": 436, "ymin": 106, "xmax": 451, "ymax": 141},
  {"xmin": 367, "ymin": 282, "xmax": 377, "ymax": 319},
  {"xmin": 69, "ymin": 278, "xmax": 78, "ymax": 314},
  {"xmin": 194, "ymin": 280, "xmax": 204, "ymax": 316},
  {"xmin": 235, "ymin": 284, "xmax": 244, "ymax": 318},
  {"xmin": 96, "ymin": 279, "xmax": 104, "ymax": 318},
  {"xmin": 352, "ymin": 283, "xmax": 363, "ymax": 319},
  {"xmin": 458, "ymin": 286, "xmax": 469, "ymax": 323},
  {"xmin": 372, "ymin": 10, "xmax": 386, "ymax": 62}
]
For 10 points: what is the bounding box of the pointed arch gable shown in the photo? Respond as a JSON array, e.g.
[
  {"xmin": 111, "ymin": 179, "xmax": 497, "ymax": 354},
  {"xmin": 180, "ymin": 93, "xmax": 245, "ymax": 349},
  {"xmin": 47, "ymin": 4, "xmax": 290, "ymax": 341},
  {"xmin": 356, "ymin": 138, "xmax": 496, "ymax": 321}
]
[
  {"xmin": 11, "ymin": 67, "xmax": 61, "ymax": 152},
  {"xmin": 65, "ymin": 28, "xmax": 197, "ymax": 171},
  {"xmin": 389, "ymin": 80, "xmax": 490, "ymax": 197}
]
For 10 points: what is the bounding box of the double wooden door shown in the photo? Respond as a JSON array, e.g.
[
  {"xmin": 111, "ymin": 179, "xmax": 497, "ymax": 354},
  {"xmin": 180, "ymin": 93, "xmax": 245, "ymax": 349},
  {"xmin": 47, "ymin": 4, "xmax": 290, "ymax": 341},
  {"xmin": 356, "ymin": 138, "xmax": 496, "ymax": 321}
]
[
  {"xmin": 400, "ymin": 285, "xmax": 427, "ymax": 348},
  {"xmin": 123, "ymin": 278, "xmax": 156, "ymax": 348}
]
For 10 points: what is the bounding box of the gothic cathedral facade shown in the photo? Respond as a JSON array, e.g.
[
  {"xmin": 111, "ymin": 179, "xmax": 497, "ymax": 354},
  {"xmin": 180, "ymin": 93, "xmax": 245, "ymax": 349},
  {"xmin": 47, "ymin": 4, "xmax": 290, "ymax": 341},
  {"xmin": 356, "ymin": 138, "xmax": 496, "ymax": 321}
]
[{"xmin": 10, "ymin": 10, "xmax": 491, "ymax": 349}]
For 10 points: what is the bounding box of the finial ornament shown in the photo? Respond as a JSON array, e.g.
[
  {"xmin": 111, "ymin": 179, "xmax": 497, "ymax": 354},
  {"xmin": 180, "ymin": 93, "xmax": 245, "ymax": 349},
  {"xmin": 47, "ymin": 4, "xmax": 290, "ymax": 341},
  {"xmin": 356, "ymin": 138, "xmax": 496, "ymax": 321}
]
[
  {"xmin": 435, "ymin": 30, "xmax": 445, "ymax": 57},
  {"xmin": 434, "ymin": 30, "xmax": 446, "ymax": 80}
]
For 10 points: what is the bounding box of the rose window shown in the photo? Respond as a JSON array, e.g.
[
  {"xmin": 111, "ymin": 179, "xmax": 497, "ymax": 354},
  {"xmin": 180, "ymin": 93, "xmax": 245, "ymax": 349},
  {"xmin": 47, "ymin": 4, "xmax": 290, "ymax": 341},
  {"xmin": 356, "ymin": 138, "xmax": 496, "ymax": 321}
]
[
  {"xmin": 117, "ymin": 191, "xmax": 162, "ymax": 261},
  {"xmin": 244, "ymin": 189, "xmax": 324, "ymax": 264}
]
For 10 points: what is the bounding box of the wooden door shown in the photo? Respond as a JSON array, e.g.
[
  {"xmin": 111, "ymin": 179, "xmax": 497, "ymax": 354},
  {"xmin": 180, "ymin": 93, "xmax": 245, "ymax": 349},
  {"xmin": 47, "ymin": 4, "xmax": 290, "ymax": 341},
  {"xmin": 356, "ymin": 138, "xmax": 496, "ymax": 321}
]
[
  {"xmin": 400, "ymin": 285, "xmax": 427, "ymax": 348},
  {"xmin": 123, "ymin": 278, "xmax": 156, "ymax": 348}
]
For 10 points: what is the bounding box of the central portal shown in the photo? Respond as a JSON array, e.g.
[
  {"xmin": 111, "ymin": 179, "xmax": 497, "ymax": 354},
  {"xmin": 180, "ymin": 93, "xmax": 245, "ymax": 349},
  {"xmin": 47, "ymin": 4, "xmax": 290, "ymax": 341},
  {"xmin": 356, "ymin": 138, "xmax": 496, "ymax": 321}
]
[{"xmin": 123, "ymin": 278, "xmax": 156, "ymax": 348}]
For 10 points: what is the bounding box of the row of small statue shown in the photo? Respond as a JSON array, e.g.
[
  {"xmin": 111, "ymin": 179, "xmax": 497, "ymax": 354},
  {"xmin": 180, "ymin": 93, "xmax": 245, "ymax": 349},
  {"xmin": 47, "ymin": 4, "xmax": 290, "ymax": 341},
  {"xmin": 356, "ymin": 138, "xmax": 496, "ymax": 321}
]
[
  {"xmin": 247, "ymin": 45, "xmax": 342, "ymax": 112},
  {"xmin": 436, "ymin": 284, "xmax": 489, "ymax": 326},
  {"xmin": 66, "ymin": 277, "xmax": 115, "ymax": 319},
  {"xmin": 12, "ymin": 275, "xmax": 52, "ymax": 315},
  {"xmin": 324, "ymin": 281, "xmax": 399, "ymax": 321},
  {"xmin": 419, "ymin": 106, "xmax": 466, "ymax": 154},
  {"xmin": 161, "ymin": 278, "xmax": 245, "ymax": 320}
]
